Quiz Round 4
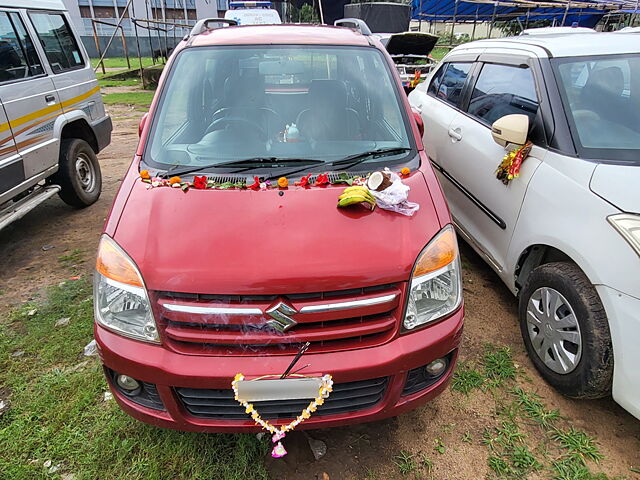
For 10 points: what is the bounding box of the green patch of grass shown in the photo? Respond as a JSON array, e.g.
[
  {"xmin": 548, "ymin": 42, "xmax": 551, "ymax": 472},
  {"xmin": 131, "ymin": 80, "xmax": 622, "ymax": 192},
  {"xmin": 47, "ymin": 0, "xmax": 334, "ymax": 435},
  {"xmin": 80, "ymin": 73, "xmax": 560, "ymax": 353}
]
[
  {"xmin": 488, "ymin": 455, "xmax": 511, "ymax": 476},
  {"xmin": 394, "ymin": 450, "xmax": 417, "ymax": 475},
  {"xmin": 98, "ymin": 78, "xmax": 142, "ymax": 88},
  {"xmin": 451, "ymin": 362, "xmax": 484, "ymax": 394},
  {"xmin": 550, "ymin": 455, "xmax": 620, "ymax": 480},
  {"xmin": 102, "ymin": 91, "xmax": 155, "ymax": 107},
  {"xmin": 430, "ymin": 47, "xmax": 450, "ymax": 61},
  {"xmin": 433, "ymin": 438, "xmax": 446, "ymax": 455},
  {"xmin": 58, "ymin": 248, "xmax": 84, "ymax": 269},
  {"xmin": 551, "ymin": 428, "xmax": 604, "ymax": 463},
  {"xmin": 92, "ymin": 57, "xmax": 156, "ymax": 69},
  {"xmin": 0, "ymin": 280, "xmax": 268, "ymax": 480},
  {"xmin": 420, "ymin": 453, "xmax": 434, "ymax": 472},
  {"xmin": 483, "ymin": 345, "xmax": 516, "ymax": 387},
  {"xmin": 510, "ymin": 445, "xmax": 541, "ymax": 472},
  {"xmin": 461, "ymin": 431, "xmax": 473, "ymax": 444},
  {"xmin": 511, "ymin": 387, "xmax": 560, "ymax": 428}
]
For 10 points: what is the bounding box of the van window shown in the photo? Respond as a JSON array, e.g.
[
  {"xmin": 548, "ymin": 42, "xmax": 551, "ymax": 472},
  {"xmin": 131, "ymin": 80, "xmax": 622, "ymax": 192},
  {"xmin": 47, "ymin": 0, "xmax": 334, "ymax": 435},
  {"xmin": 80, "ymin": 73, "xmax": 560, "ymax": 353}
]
[
  {"xmin": 29, "ymin": 13, "xmax": 84, "ymax": 73},
  {"xmin": 467, "ymin": 63, "xmax": 539, "ymax": 126},
  {"xmin": 0, "ymin": 12, "xmax": 43, "ymax": 82},
  {"xmin": 427, "ymin": 63, "xmax": 472, "ymax": 109}
]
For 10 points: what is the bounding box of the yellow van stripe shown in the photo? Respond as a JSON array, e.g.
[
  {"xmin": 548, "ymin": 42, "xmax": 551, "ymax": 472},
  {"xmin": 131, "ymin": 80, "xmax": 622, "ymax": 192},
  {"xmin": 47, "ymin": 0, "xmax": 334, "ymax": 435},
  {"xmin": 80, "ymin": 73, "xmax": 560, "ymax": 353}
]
[{"xmin": 0, "ymin": 86, "xmax": 100, "ymax": 134}]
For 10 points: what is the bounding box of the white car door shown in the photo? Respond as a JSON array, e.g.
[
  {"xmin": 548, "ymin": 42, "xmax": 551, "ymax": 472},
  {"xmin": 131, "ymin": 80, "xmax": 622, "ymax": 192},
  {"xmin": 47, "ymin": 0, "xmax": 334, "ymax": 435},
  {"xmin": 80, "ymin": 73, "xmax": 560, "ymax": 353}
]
[
  {"xmin": 434, "ymin": 57, "xmax": 546, "ymax": 272},
  {"xmin": 410, "ymin": 59, "xmax": 475, "ymax": 168}
]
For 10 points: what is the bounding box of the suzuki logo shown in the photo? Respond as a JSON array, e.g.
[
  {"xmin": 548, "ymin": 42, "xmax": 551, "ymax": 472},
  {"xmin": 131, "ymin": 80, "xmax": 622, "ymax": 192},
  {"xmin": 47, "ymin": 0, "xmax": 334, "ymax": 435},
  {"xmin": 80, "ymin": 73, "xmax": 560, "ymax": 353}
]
[{"xmin": 266, "ymin": 301, "xmax": 298, "ymax": 332}]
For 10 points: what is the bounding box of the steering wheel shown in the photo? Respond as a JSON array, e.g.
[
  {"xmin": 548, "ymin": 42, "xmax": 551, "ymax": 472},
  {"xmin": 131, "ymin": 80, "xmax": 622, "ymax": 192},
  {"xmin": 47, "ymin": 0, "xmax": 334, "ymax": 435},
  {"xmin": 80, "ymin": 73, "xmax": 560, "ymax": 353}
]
[{"xmin": 204, "ymin": 117, "xmax": 267, "ymax": 140}]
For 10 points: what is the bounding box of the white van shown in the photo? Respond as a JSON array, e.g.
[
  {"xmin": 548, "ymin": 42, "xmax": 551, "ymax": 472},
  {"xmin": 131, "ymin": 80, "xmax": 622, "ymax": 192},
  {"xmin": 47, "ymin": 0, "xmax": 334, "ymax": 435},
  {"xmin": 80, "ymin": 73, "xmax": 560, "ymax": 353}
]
[
  {"xmin": 224, "ymin": 1, "xmax": 282, "ymax": 25},
  {"xmin": 0, "ymin": 0, "xmax": 111, "ymax": 230}
]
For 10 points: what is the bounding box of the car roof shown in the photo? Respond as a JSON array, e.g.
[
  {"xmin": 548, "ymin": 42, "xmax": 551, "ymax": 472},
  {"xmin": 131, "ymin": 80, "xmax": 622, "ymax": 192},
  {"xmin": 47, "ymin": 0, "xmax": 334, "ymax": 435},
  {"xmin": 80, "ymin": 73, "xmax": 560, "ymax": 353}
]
[
  {"xmin": 454, "ymin": 32, "xmax": 640, "ymax": 58},
  {"xmin": 189, "ymin": 24, "xmax": 372, "ymax": 48},
  {"xmin": 0, "ymin": 0, "xmax": 65, "ymax": 9}
]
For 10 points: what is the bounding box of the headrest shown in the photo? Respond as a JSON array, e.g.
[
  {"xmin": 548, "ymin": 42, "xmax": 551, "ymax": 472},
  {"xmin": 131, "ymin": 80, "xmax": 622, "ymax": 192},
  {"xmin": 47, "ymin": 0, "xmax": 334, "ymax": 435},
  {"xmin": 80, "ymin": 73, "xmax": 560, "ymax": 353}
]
[
  {"xmin": 586, "ymin": 67, "xmax": 624, "ymax": 96},
  {"xmin": 308, "ymin": 80, "xmax": 347, "ymax": 107}
]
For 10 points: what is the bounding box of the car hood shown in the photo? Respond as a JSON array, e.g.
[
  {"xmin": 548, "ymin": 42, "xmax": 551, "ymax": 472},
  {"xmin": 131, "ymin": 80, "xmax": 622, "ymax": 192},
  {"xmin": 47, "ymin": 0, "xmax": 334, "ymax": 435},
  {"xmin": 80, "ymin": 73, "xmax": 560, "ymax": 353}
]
[
  {"xmin": 113, "ymin": 173, "xmax": 441, "ymax": 295},
  {"xmin": 590, "ymin": 163, "xmax": 640, "ymax": 214},
  {"xmin": 377, "ymin": 32, "xmax": 439, "ymax": 56}
]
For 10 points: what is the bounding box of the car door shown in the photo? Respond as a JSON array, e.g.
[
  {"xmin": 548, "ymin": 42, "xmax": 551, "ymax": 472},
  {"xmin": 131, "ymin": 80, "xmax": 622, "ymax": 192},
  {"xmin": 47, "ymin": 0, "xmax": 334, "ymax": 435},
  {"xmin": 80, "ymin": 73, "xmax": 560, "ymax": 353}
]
[
  {"xmin": 0, "ymin": 96, "xmax": 23, "ymax": 201},
  {"xmin": 435, "ymin": 56, "xmax": 546, "ymax": 272},
  {"xmin": 0, "ymin": 9, "xmax": 61, "ymax": 180},
  {"xmin": 28, "ymin": 11, "xmax": 104, "ymax": 124},
  {"xmin": 410, "ymin": 58, "xmax": 476, "ymax": 168}
]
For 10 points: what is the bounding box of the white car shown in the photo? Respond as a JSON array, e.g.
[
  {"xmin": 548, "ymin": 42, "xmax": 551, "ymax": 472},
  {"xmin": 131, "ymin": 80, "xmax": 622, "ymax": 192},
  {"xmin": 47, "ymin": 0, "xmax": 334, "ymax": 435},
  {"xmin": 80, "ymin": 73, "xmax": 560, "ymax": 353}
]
[{"xmin": 409, "ymin": 32, "xmax": 640, "ymax": 419}]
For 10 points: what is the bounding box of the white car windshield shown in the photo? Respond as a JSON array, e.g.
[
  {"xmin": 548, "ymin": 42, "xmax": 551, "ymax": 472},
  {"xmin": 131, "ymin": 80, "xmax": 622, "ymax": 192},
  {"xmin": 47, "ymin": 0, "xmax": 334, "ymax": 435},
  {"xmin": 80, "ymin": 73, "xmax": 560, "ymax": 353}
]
[
  {"xmin": 145, "ymin": 45, "xmax": 413, "ymax": 173},
  {"xmin": 553, "ymin": 54, "xmax": 640, "ymax": 163}
]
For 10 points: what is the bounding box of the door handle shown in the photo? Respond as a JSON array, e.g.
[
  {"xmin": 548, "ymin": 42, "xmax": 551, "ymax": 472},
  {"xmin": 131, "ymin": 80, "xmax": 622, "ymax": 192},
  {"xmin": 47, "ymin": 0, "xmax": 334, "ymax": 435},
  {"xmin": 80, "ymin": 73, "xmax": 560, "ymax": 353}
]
[
  {"xmin": 413, "ymin": 105, "xmax": 423, "ymax": 114},
  {"xmin": 448, "ymin": 127, "xmax": 462, "ymax": 141},
  {"xmin": 45, "ymin": 94, "xmax": 56, "ymax": 104}
]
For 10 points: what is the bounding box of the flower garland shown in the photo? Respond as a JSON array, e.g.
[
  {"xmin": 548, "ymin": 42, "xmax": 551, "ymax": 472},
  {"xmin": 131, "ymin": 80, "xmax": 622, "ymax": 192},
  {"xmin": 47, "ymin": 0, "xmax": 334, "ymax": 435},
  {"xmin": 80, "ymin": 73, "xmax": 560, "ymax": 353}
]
[
  {"xmin": 138, "ymin": 170, "xmax": 414, "ymax": 192},
  {"xmin": 231, "ymin": 373, "xmax": 333, "ymax": 458},
  {"xmin": 495, "ymin": 142, "xmax": 533, "ymax": 185}
]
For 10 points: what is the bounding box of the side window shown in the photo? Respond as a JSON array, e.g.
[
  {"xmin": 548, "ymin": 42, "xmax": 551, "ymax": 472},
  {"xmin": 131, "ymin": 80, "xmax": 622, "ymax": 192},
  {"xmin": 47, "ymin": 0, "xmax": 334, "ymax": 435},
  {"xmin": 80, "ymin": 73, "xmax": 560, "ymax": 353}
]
[
  {"xmin": 0, "ymin": 12, "xmax": 43, "ymax": 83},
  {"xmin": 467, "ymin": 63, "xmax": 539, "ymax": 126},
  {"xmin": 427, "ymin": 62, "xmax": 472, "ymax": 108},
  {"xmin": 29, "ymin": 12, "xmax": 84, "ymax": 73}
]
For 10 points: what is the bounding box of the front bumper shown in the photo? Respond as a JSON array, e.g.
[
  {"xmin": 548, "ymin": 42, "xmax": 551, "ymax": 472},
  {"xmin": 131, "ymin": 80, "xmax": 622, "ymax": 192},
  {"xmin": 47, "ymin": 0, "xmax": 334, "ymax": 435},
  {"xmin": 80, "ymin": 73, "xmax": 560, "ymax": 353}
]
[
  {"xmin": 96, "ymin": 307, "xmax": 463, "ymax": 432},
  {"xmin": 597, "ymin": 285, "xmax": 640, "ymax": 420}
]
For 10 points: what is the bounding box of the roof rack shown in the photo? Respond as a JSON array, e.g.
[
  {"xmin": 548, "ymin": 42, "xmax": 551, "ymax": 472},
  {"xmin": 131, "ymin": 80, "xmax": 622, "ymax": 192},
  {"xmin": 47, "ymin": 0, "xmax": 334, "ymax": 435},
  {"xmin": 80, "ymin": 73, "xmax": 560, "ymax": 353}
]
[
  {"xmin": 188, "ymin": 18, "xmax": 237, "ymax": 38},
  {"xmin": 334, "ymin": 18, "xmax": 372, "ymax": 36}
]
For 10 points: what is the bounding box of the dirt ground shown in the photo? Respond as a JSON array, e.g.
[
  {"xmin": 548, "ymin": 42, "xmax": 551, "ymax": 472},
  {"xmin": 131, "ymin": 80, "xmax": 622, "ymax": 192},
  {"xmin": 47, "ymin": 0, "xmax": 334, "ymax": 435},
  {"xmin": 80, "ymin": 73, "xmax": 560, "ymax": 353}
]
[{"xmin": 0, "ymin": 105, "xmax": 638, "ymax": 480}]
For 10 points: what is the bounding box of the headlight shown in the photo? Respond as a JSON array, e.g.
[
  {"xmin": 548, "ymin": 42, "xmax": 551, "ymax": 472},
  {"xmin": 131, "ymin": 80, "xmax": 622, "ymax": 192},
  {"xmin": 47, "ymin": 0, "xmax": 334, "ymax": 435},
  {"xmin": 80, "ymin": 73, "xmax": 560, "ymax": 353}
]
[
  {"xmin": 403, "ymin": 225, "xmax": 462, "ymax": 331},
  {"xmin": 94, "ymin": 235, "xmax": 159, "ymax": 343},
  {"xmin": 608, "ymin": 213, "xmax": 640, "ymax": 257}
]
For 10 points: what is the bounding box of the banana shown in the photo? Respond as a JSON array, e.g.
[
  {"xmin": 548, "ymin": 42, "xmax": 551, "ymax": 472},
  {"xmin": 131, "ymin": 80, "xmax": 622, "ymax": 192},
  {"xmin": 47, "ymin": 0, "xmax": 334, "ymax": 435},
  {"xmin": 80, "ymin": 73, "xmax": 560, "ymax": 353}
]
[
  {"xmin": 339, "ymin": 186, "xmax": 375, "ymax": 203},
  {"xmin": 342, "ymin": 186, "xmax": 371, "ymax": 195},
  {"xmin": 337, "ymin": 194, "xmax": 376, "ymax": 209}
]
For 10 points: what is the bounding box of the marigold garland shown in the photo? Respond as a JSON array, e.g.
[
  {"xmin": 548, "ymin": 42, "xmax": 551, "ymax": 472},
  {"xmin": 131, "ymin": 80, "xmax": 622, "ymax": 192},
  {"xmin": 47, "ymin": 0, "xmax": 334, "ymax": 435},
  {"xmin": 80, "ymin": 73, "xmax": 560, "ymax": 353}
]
[
  {"xmin": 495, "ymin": 142, "xmax": 533, "ymax": 185},
  {"xmin": 231, "ymin": 373, "xmax": 333, "ymax": 458},
  {"xmin": 277, "ymin": 177, "xmax": 289, "ymax": 188}
]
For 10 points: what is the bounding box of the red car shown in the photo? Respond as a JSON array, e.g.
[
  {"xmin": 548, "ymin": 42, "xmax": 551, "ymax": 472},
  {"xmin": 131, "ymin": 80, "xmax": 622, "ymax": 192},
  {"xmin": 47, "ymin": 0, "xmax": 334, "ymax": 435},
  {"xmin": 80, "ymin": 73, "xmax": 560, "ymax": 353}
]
[{"xmin": 94, "ymin": 18, "xmax": 464, "ymax": 432}]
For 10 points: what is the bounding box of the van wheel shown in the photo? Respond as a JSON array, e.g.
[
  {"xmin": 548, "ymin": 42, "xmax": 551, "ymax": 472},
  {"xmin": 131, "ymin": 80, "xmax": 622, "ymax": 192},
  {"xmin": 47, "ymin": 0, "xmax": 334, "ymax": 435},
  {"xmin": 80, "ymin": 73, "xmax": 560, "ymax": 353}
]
[
  {"xmin": 518, "ymin": 262, "xmax": 612, "ymax": 399},
  {"xmin": 54, "ymin": 139, "xmax": 102, "ymax": 207}
]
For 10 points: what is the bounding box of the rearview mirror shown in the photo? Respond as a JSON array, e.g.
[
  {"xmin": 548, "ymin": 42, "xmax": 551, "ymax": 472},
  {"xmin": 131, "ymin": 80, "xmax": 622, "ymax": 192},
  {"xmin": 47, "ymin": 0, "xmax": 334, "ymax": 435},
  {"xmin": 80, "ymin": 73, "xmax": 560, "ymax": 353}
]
[
  {"xmin": 491, "ymin": 114, "xmax": 529, "ymax": 147},
  {"xmin": 138, "ymin": 112, "xmax": 149, "ymax": 137}
]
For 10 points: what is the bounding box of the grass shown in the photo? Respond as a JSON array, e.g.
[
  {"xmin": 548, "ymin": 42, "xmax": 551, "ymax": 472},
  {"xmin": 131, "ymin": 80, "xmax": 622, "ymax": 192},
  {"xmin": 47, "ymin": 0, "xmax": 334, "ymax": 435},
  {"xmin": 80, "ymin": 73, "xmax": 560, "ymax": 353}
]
[
  {"xmin": 483, "ymin": 346, "xmax": 516, "ymax": 387},
  {"xmin": 0, "ymin": 279, "xmax": 268, "ymax": 480},
  {"xmin": 511, "ymin": 387, "xmax": 561, "ymax": 428},
  {"xmin": 58, "ymin": 249, "xmax": 84, "ymax": 269},
  {"xmin": 102, "ymin": 91, "xmax": 155, "ymax": 107},
  {"xmin": 450, "ymin": 362, "xmax": 484, "ymax": 394},
  {"xmin": 98, "ymin": 78, "xmax": 142, "ymax": 88},
  {"xmin": 430, "ymin": 47, "xmax": 450, "ymax": 61},
  {"xmin": 394, "ymin": 450, "xmax": 417, "ymax": 475},
  {"xmin": 91, "ymin": 56, "xmax": 156, "ymax": 69},
  {"xmin": 551, "ymin": 428, "xmax": 604, "ymax": 463}
]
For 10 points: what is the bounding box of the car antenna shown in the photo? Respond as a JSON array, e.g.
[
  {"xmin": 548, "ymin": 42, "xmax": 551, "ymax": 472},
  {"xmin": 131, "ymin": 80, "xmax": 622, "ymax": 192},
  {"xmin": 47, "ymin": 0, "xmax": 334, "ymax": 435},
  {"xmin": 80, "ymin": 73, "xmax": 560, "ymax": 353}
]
[{"xmin": 280, "ymin": 342, "xmax": 311, "ymax": 379}]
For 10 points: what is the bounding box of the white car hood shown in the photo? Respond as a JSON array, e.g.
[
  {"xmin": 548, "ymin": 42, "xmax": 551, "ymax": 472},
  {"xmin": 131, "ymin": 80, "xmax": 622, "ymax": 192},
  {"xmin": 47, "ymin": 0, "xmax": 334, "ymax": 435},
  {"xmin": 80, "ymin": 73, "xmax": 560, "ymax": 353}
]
[{"xmin": 590, "ymin": 163, "xmax": 640, "ymax": 214}]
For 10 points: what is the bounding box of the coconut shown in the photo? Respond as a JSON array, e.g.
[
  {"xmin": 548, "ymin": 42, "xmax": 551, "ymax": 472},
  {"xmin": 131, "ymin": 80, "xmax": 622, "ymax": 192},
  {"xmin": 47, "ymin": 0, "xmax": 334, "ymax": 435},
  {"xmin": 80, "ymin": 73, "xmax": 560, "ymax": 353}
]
[{"xmin": 367, "ymin": 171, "xmax": 392, "ymax": 191}]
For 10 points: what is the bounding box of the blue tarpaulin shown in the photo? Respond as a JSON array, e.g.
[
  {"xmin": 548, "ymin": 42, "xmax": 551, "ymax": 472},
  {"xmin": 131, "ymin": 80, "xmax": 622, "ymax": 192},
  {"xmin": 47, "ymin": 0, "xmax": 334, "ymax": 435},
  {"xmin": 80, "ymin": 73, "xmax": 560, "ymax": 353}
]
[{"xmin": 410, "ymin": 0, "xmax": 615, "ymax": 28}]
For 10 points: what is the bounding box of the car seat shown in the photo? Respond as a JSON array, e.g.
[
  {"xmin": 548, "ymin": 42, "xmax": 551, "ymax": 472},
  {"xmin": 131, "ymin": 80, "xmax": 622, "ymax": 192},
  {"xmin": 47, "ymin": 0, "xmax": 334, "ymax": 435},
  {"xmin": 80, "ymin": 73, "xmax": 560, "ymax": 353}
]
[{"xmin": 296, "ymin": 80, "xmax": 361, "ymax": 141}]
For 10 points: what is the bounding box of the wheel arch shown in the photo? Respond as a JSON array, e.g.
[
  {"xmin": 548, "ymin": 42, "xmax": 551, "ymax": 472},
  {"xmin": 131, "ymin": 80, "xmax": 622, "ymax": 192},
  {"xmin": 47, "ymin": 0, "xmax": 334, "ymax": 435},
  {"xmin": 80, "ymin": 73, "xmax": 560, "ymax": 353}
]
[
  {"xmin": 515, "ymin": 244, "xmax": 579, "ymax": 295},
  {"xmin": 55, "ymin": 111, "xmax": 99, "ymax": 154}
]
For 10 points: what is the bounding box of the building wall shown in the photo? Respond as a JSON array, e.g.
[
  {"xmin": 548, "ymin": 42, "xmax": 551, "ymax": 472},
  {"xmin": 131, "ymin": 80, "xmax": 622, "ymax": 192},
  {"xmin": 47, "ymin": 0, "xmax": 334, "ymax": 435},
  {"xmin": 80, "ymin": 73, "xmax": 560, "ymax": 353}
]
[{"xmin": 61, "ymin": 0, "xmax": 221, "ymax": 57}]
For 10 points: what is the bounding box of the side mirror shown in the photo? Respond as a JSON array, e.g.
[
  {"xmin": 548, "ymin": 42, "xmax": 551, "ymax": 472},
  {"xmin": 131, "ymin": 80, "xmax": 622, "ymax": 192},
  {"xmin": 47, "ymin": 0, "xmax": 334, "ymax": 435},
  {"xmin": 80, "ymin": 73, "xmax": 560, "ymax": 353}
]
[
  {"xmin": 138, "ymin": 112, "xmax": 149, "ymax": 137},
  {"xmin": 412, "ymin": 110, "xmax": 424, "ymax": 138},
  {"xmin": 491, "ymin": 114, "xmax": 528, "ymax": 147}
]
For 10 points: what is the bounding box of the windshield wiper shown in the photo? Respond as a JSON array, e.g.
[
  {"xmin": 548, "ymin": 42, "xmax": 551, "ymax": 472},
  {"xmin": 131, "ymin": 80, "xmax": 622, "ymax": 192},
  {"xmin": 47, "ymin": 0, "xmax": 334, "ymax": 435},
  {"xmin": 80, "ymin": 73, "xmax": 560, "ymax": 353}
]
[
  {"xmin": 331, "ymin": 147, "xmax": 412, "ymax": 170},
  {"xmin": 161, "ymin": 157, "xmax": 325, "ymax": 178}
]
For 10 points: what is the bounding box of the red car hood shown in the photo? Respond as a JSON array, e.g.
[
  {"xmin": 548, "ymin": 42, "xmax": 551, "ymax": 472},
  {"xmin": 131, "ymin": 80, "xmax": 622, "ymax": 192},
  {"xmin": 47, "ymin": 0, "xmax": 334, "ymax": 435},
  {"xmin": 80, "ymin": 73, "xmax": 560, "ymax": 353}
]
[{"xmin": 113, "ymin": 173, "xmax": 441, "ymax": 295}]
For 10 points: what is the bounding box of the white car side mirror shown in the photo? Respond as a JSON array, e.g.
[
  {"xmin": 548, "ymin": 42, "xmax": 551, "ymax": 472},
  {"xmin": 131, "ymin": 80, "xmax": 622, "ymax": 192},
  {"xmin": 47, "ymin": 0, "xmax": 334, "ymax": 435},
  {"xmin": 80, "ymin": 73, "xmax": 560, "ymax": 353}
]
[{"xmin": 491, "ymin": 114, "xmax": 529, "ymax": 147}]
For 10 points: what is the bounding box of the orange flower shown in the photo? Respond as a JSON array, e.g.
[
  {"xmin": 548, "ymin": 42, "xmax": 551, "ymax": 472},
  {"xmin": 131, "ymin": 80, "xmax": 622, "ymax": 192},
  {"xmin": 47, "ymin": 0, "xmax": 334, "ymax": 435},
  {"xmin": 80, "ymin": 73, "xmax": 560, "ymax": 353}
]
[
  {"xmin": 277, "ymin": 177, "xmax": 289, "ymax": 188},
  {"xmin": 169, "ymin": 176, "xmax": 181, "ymax": 185},
  {"xmin": 400, "ymin": 167, "xmax": 410, "ymax": 177},
  {"xmin": 140, "ymin": 169, "xmax": 150, "ymax": 180}
]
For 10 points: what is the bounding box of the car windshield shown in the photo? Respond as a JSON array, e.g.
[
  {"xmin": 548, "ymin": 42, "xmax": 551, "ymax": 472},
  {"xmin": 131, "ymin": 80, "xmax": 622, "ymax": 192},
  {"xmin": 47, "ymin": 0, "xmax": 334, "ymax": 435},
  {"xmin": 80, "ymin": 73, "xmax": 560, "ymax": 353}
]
[
  {"xmin": 145, "ymin": 45, "xmax": 412, "ymax": 173},
  {"xmin": 552, "ymin": 53, "xmax": 640, "ymax": 163}
]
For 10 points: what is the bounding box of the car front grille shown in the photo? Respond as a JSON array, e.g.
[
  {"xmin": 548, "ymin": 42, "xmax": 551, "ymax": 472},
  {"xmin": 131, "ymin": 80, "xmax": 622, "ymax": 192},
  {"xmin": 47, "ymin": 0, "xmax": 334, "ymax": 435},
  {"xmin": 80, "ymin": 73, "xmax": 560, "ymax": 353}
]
[
  {"xmin": 175, "ymin": 376, "xmax": 388, "ymax": 420},
  {"xmin": 151, "ymin": 283, "xmax": 405, "ymax": 355}
]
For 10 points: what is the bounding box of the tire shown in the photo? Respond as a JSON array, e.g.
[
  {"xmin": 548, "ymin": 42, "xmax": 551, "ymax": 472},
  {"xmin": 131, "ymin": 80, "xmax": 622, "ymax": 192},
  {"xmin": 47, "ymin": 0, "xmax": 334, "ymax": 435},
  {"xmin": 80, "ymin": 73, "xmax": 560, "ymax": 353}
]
[
  {"xmin": 518, "ymin": 262, "xmax": 613, "ymax": 399},
  {"xmin": 53, "ymin": 138, "xmax": 102, "ymax": 208}
]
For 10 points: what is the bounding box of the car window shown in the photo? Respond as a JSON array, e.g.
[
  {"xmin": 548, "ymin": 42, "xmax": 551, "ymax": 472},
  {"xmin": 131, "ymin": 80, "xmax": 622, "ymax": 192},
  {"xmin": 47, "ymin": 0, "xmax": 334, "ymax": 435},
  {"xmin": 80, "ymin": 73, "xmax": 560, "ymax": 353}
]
[
  {"xmin": 147, "ymin": 46, "xmax": 413, "ymax": 171},
  {"xmin": 553, "ymin": 54, "xmax": 640, "ymax": 163},
  {"xmin": 29, "ymin": 12, "xmax": 84, "ymax": 73},
  {"xmin": 427, "ymin": 62, "xmax": 472, "ymax": 108},
  {"xmin": 0, "ymin": 12, "xmax": 43, "ymax": 83},
  {"xmin": 467, "ymin": 63, "xmax": 539, "ymax": 126}
]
